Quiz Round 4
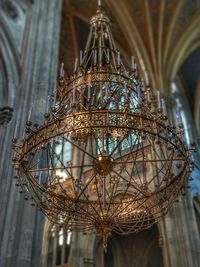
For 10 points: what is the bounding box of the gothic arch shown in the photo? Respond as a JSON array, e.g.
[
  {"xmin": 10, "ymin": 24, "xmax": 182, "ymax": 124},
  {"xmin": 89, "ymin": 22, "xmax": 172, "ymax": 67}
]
[
  {"xmin": 167, "ymin": 17, "xmax": 200, "ymax": 86},
  {"xmin": 94, "ymin": 234, "xmax": 126, "ymax": 267},
  {"xmin": 106, "ymin": 0, "xmax": 200, "ymax": 96},
  {"xmin": 143, "ymin": 233, "xmax": 163, "ymax": 267},
  {"xmin": 106, "ymin": 0, "xmax": 153, "ymax": 88},
  {"xmin": 41, "ymin": 220, "xmax": 72, "ymax": 267}
]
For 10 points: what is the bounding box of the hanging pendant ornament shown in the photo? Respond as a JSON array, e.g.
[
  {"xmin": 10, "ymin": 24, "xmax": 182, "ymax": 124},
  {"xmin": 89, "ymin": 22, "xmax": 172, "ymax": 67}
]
[{"xmin": 12, "ymin": 3, "xmax": 194, "ymax": 249}]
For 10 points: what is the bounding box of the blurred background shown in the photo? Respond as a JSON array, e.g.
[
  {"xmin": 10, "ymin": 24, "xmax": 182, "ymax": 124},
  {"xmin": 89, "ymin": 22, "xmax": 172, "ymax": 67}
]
[{"xmin": 0, "ymin": 0, "xmax": 200, "ymax": 266}]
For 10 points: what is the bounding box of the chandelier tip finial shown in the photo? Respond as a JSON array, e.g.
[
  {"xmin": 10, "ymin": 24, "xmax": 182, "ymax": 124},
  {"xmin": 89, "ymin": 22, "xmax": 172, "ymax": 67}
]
[{"xmin": 97, "ymin": 0, "xmax": 102, "ymax": 7}]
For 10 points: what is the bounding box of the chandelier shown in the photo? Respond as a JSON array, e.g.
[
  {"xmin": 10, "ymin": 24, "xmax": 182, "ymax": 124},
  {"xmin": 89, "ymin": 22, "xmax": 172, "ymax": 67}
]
[{"xmin": 12, "ymin": 3, "xmax": 194, "ymax": 249}]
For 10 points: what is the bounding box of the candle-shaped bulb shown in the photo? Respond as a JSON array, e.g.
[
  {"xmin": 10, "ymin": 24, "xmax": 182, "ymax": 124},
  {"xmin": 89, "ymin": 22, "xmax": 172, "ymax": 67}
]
[
  {"xmin": 14, "ymin": 121, "xmax": 18, "ymax": 138},
  {"xmin": 107, "ymin": 49, "xmax": 110, "ymax": 63},
  {"xmin": 105, "ymin": 87, "xmax": 108, "ymax": 98},
  {"xmin": 176, "ymin": 108, "xmax": 182, "ymax": 125},
  {"xmin": 73, "ymin": 88, "xmax": 76, "ymax": 103},
  {"xmin": 98, "ymin": 0, "xmax": 101, "ymax": 6},
  {"xmin": 144, "ymin": 72, "xmax": 149, "ymax": 87},
  {"xmin": 80, "ymin": 50, "xmax": 83, "ymax": 65},
  {"xmin": 22, "ymin": 129, "xmax": 26, "ymax": 140},
  {"xmin": 28, "ymin": 104, "xmax": 33, "ymax": 121},
  {"xmin": 60, "ymin": 62, "xmax": 64, "ymax": 77},
  {"xmin": 117, "ymin": 51, "xmax": 120, "ymax": 66},
  {"xmin": 74, "ymin": 58, "xmax": 78, "ymax": 73},
  {"xmin": 135, "ymin": 65, "xmax": 138, "ymax": 76},
  {"xmin": 137, "ymin": 86, "xmax": 141, "ymax": 104},
  {"xmin": 131, "ymin": 56, "xmax": 135, "ymax": 70},
  {"xmin": 157, "ymin": 91, "xmax": 161, "ymax": 109},
  {"xmin": 141, "ymin": 77, "xmax": 145, "ymax": 87},
  {"xmin": 54, "ymin": 87, "xmax": 57, "ymax": 106},
  {"xmin": 46, "ymin": 95, "xmax": 50, "ymax": 113},
  {"xmin": 88, "ymin": 85, "xmax": 91, "ymax": 99},
  {"xmin": 39, "ymin": 171, "xmax": 42, "ymax": 184},
  {"xmin": 124, "ymin": 82, "xmax": 128, "ymax": 100},
  {"xmin": 94, "ymin": 50, "xmax": 97, "ymax": 65},
  {"xmin": 147, "ymin": 89, "xmax": 150, "ymax": 102},
  {"xmin": 161, "ymin": 99, "xmax": 167, "ymax": 116}
]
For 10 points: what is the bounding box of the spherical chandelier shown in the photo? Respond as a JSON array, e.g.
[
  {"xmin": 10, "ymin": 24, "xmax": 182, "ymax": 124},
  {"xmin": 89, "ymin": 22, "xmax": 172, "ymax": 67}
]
[{"xmin": 12, "ymin": 3, "xmax": 194, "ymax": 249}]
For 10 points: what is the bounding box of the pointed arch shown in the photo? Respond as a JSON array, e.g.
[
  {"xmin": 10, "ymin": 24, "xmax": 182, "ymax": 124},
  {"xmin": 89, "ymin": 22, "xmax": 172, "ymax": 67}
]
[{"xmin": 166, "ymin": 14, "xmax": 200, "ymax": 86}]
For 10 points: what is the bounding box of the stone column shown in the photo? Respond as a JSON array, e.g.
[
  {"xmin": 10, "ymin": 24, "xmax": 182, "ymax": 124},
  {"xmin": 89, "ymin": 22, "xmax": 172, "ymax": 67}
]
[
  {"xmin": 160, "ymin": 196, "xmax": 200, "ymax": 267},
  {"xmin": 68, "ymin": 232, "xmax": 97, "ymax": 267},
  {"xmin": 158, "ymin": 219, "xmax": 171, "ymax": 267},
  {"xmin": 83, "ymin": 258, "xmax": 95, "ymax": 267},
  {"xmin": 0, "ymin": 106, "xmax": 13, "ymax": 153},
  {"xmin": 0, "ymin": 106, "xmax": 13, "ymax": 125},
  {"xmin": 40, "ymin": 220, "xmax": 52, "ymax": 267},
  {"xmin": 159, "ymin": 85, "xmax": 200, "ymax": 267},
  {"xmin": 61, "ymin": 228, "xmax": 67, "ymax": 265},
  {"xmin": 52, "ymin": 229, "xmax": 58, "ymax": 267},
  {"xmin": 0, "ymin": 1, "xmax": 62, "ymax": 267}
]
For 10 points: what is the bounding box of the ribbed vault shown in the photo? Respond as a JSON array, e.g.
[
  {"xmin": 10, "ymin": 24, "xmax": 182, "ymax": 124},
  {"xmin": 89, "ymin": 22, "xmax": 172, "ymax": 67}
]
[{"xmin": 60, "ymin": 0, "xmax": 200, "ymax": 132}]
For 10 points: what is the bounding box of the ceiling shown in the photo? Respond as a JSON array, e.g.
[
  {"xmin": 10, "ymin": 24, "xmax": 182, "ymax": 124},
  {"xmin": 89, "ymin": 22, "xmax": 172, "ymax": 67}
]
[
  {"xmin": 59, "ymin": 0, "xmax": 200, "ymax": 130},
  {"xmin": 181, "ymin": 47, "xmax": 200, "ymax": 109}
]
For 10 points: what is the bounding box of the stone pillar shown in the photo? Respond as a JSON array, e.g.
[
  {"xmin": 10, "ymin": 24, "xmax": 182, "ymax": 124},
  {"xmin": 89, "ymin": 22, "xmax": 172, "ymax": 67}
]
[
  {"xmin": 83, "ymin": 258, "xmax": 95, "ymax": 267},
  {"xmin": 0, "ymin": 106, "xmax": 13, "ymax": 125},
  {"xmin": 68, "ymin": 232, "xmax": 97, "ymax": 267},
  {"xmin": 0, "ymin": 106, "xmax": 13, "ymax": 153},
  {"xmin": 159, "ymin": 85, "xmax": 200, "ymax": 267},
  {"xmin": 0, "ymin": 1, "xmax": 62, "ymax": 267},
  {"xmin": 40, "ymin": 220, "xmax": 52, "ymax": 267},
  {"xmin": 160, "ymin": 195, "xmax": 200, "ymax": 267},
  {"xmin": 61, "ymin": 228, "xmax": 67, "ymax": 265},
  {"xmin": 52, "ymin": 229, "xmax": 58, "ymax": 267},
  {"xmin": 68, "ymin": 231, "xmax": 81, "ymax": 267},
  {"xmin": 158, "ymin": 219, "xmax": 171, "ymax": 267}
]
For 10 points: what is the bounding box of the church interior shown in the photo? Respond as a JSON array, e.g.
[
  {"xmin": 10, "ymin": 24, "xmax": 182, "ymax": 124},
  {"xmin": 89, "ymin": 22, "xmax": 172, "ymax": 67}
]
[{"xmin": 0, "ymin": 0, "xmax": 200, "ymax": 267}]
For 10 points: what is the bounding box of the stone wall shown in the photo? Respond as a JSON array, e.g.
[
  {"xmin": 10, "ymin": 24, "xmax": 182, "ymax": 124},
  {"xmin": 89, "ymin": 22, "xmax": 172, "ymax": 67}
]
[{"xmin": 0, "ymin": 1, "xmax": 62, "ymax": 266}]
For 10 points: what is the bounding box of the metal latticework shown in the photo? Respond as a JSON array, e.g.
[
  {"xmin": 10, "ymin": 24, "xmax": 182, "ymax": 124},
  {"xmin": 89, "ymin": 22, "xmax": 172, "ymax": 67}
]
[{"xmin": 12, "ymin": 6, "xmax": 194, "ymax": 249}]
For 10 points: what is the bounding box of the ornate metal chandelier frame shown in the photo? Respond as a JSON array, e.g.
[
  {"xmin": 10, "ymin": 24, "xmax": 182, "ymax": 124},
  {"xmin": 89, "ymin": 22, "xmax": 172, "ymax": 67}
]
[{"xmin": 12, "ymin": 5, "xmax": 194, "ymax": 249}]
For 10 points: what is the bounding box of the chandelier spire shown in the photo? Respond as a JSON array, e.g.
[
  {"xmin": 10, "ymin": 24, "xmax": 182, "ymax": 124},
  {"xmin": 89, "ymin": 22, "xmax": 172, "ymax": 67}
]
[
  {"xmin": 97, "ymin": 0, "xmax": 102, "ymax": 7},
  {"xmin": 81, "ymin": 6, "xmax": 120, "ymax": 72}
]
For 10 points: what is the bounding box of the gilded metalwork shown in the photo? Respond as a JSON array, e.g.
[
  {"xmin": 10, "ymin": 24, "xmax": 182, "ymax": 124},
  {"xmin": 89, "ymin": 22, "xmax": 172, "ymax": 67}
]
[{"xmin": 12, "ymin": 6, "xmax": 194, "ymax": 249}]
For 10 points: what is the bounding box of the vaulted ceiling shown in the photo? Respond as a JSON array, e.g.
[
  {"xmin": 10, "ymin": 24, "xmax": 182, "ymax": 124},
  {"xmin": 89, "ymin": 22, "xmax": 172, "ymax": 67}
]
[{"xmin": 59, "ymin": 0, "xmax": 200, "ymax": 132}]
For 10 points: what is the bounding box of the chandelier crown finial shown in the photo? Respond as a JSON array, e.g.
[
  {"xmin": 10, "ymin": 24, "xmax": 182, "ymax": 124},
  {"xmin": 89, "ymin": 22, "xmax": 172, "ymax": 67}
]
[{"xmin": 90, "ymin": 8, "xmax": 110, "ymax": 25}]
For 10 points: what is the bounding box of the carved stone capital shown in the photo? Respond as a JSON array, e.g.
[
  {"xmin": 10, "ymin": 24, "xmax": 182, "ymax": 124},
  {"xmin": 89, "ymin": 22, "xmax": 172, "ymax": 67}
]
[
  {"xmin": 83, "ymin": 258, "xmax": 95, "ymax": 266},
  {"xmin": 0, "ymin": 106, "xmax": 13, "ymax": 125}
]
